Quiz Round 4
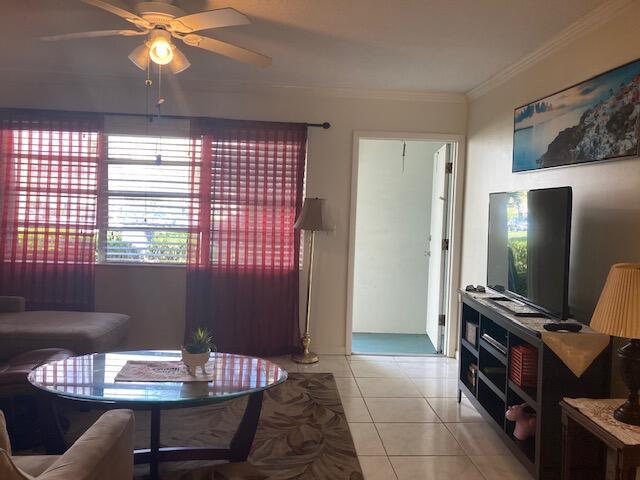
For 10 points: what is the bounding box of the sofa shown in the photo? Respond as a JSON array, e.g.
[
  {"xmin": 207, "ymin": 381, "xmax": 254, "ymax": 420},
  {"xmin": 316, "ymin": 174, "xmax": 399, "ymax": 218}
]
[
  {"xmin": 0, "ymin": 349, "xmax": 74, "ymax": 450},
  {"xmin": 0, "ymin": 409, "xmax": 134, "ymax": 480},
  {"xmin": 0, "ymin": 297, "xmax": 130, "ymax": 360}
]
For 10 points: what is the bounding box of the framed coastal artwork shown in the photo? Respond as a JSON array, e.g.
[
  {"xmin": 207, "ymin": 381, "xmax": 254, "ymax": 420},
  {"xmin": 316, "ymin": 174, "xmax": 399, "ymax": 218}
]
[{"xmin": 513, "ymin": 58, "xmax": 640, "ymax": 172}]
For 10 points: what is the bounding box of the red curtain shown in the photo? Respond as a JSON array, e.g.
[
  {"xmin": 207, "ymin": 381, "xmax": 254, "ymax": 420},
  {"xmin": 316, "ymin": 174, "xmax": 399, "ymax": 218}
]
[
  {"xmin": 0, "ymin": 110, "xmax": 103, "ymax": 311},
  {"xmin": 187, "ymin": 119, "xmax": 307, "ymax": 356}
]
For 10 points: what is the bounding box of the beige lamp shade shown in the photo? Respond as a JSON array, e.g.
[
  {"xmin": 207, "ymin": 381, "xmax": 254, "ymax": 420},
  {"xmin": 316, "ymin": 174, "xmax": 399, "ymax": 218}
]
[
  {"xmin": 590, "ymin": 263, "xmax": 640, "ymax": 338},
  {"xmin": 294, "ymin": 197, "xmax": 330, "ymax": 231}
]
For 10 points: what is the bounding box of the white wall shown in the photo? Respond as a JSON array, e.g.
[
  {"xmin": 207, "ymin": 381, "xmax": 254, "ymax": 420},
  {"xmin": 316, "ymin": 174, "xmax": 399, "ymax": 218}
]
[
  {"xmin": 462, "ymin": 3, "xmax": 640, "ymax": 392},
  {"xmin": 0, "ymin": 73, "xmax": 467, "ymax": 353},
  {"xmin": 352, "ymin": 139, "xmax": 442, "ymax": 334},
  {"xmin": 95, "ymin": 264, "xmax": 185, "ymax": 349}
]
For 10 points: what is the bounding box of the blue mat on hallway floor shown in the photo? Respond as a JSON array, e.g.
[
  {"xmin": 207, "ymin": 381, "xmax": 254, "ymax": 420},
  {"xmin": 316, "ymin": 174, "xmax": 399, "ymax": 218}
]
[{"xmin": 352, "ymin": 333, "xmax": 436, "ymax": 355}]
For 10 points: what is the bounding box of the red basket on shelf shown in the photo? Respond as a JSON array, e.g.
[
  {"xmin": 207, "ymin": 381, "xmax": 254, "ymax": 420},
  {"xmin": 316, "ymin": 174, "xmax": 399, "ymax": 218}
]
[{"xmin": 510, "ymin": 345, "xmax": 538, "ymax": 388}]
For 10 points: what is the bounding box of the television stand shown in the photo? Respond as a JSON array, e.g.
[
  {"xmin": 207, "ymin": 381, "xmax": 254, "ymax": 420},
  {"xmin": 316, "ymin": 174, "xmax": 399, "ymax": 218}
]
[{"xmin": 457, "ymin": 292, "xmax": 610, "ymax": 479}]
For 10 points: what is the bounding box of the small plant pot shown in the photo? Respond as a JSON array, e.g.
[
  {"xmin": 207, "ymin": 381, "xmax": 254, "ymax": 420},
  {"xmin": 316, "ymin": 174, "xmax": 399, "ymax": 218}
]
[{"xmin": 181, "ymin": 348, "xmax": 211, "ymax": 375}]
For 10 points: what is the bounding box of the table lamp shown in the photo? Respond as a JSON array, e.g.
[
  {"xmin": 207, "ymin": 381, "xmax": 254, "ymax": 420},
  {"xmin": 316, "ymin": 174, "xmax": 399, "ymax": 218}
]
[
  {"xmin": 590, "ymin": 263, "xmax": 640, "ymax": 425},
  {"xmin": 292, "ymin": 198, "xmax": 330, "ymax": 364}
]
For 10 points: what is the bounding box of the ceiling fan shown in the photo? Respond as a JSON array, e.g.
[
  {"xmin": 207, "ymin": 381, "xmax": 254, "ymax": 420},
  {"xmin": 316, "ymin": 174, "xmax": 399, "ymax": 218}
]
[{"xmin": 41, "ymin": 0, "xmax": 272, "ymax": 74}]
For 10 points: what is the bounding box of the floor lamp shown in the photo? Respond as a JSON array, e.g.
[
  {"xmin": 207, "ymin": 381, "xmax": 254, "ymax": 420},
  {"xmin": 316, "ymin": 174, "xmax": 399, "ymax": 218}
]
[{"xmin": 293, "ymin": 197, "xmax": 329, "ymax": 364}]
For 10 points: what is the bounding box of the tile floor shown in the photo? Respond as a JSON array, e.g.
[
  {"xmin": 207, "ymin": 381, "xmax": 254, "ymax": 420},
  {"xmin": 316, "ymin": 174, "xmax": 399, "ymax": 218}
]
[{"xmin": 268, "ymin": 354, "xmax": 534, "ymax": 480}]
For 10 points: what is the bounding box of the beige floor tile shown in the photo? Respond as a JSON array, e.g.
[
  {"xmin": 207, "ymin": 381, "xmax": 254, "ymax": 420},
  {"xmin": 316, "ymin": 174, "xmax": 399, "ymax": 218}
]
[
  {"xmin": 318, "ymin": 354, "xmax": 349, "ymax": 361},
  {"xmin": 365, "ymin": 397, "xmax": 439, "ymax": 422},
  {"xmin": 306, "ymin": 356, "xmax": 350, "ymax": 367},
  {"xmin": 348, "ymin": 423, "xmax": 386, "ymax": 455},
  {"xmin": 298, "ymin": 358, "xmax": 353, "ymax": 377},
  {"xmin": 356, "ymin": 378, "xmax": 422, "ymax": 398},
  {"xmin": 351, "ymin": 362, "xmax": 405, "ymax": 378},
  {"xmin": 446, "ymin": 423, "xmax": 510, "ymax": 455},
  {"xmin": 470, "ymin": 455, "xmax": 534, "ymax": 479},
  {"xmin": 411, "ymin": 377, "xmax": 458, "ymax": 397},
  {"xmin": 342, "ymin": 396, "xmax": 373, "ymax": 422},
  {"xmin": 349, "ymin": 355, "xmax": 394, "ymax": 362},
  {"xmin": 375, "ymin": 423, "xmax": 464, "ymax": 456},
  {"xmin": 334, "ymin": 377, "xmax": 362, "ymax": 398},
  {"xmin": 428, "ymin": 397, "xmax": 484, "ymax": 423},
  {"xmin": 392, "ymin": 355, "xmax": 447, "ymax": 363},
  {"xmin": 396, "ymin": 362, "xmax": 458, "ymax": 378},
  {"xmin": 358, "ymin": 456, "xmax": 397, "ymax": 480},
  {"xmin": 390, "ymin": 456, "xmax": 485, "ymax": 480}
]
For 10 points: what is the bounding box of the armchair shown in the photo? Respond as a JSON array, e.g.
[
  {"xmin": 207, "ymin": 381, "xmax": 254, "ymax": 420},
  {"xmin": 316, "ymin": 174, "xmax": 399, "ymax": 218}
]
[{"xmin": 0, "ymin": 409, "xmax": 134, "ymax": 480}]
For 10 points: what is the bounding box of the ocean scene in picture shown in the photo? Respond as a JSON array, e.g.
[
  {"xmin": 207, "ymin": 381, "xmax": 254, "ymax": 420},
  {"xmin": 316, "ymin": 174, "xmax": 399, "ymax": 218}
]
[{"xmin": 513, "ymin": 59, "xmax": 640, "ymax": 172}]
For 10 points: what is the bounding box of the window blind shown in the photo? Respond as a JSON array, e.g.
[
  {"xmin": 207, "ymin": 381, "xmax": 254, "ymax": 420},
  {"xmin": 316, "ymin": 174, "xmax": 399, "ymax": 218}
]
[
  {"xmin": 100, "ymin": 134, "xmax": 198, "ymax": 263},
  {"xmin": 0, "ymin": 110, "xmax": 103, "ymax": 311}
]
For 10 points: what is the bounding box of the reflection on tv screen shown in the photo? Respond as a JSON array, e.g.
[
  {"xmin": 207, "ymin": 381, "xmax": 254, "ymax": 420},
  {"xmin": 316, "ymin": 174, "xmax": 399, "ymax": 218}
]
[{"xmin": 507, "ymin": 191, "xmax": 528, "ymax": 297}]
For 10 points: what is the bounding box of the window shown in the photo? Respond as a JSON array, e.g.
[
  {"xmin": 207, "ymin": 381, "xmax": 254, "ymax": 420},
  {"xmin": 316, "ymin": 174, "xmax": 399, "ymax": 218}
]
[
  {"xmin": 5, "ymin": 120, "xmax": 304, "ymax": 267},
  {"xmin": 4, "ymin": 128, "xmax": 100, "ymax": 264},
  {"xmin": 99, "ymin": 134, "xmax": 196, "ymax": 264}
]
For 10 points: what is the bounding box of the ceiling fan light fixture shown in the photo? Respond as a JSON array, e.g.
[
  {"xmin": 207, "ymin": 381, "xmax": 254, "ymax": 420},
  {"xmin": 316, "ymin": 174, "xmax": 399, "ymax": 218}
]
[
  {"xmin": 169, "ymin": 47, "xmax": 191, "ymax": 74},
  {"xmin": 148, "ymin": 29, "xmax": 174, "ymax": 65},
  {"xmin": 128, "ymin": 43, "xmax": 150, "ymax": 70}
]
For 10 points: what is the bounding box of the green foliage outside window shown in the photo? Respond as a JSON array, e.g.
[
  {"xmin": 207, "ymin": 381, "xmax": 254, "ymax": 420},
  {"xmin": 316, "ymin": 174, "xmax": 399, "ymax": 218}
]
[
  {"xmin": 105, "ymin": 231, "xmax": 140, "ymax": 262},
  {"xmin": 146, "ymin": 231, "xmax": 188, "ymax": 263}
]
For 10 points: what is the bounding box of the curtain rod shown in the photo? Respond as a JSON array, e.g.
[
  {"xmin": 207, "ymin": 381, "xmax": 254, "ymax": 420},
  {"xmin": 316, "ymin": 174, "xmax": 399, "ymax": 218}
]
[
  {"xmin": 101, "ymin": 112, "xmax": 331, "ymax": 129},
  {"xmin": 0, "ymin": 108, "xmax": 331, "ymax": 129}
]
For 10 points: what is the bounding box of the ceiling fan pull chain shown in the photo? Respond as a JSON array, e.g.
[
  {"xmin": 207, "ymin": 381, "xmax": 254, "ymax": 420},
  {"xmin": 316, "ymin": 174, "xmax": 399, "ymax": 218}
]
[
  {"xmin": 155, "ymin": 67, "xmax": 162, "ymax": 167},
  {"xmin": 157, "ymin": 64, "xmax": 165, "ymax": 118},
  {"xmin": 145, "ymin": 60, "xmax": 153, "ymax": 128}
]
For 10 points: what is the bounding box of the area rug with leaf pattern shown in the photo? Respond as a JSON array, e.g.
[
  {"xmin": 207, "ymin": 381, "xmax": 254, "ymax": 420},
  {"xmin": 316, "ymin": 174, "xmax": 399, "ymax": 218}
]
[{"xmin": 64, "ymin": 373, "xmax": 363, "ymax": 480}]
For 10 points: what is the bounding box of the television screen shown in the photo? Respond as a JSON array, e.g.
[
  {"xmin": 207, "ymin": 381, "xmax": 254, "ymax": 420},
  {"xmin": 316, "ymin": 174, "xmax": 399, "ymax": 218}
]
[{"xmin": 487, "ymin": 187, "xmax": 572, "ymax": 319}]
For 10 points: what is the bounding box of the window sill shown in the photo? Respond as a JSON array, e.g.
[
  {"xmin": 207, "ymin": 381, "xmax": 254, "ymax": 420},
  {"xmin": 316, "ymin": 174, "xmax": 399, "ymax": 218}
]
[{"xmin": 97, "ymin": 262, "xmax": 186, "ymax": 268}]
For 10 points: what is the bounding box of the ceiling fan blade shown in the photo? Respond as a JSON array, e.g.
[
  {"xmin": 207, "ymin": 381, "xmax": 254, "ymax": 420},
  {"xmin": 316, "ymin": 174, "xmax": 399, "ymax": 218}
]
[
  {"xmin": 41, "ymin": 29, "xmax": 145, "ymax": 41},
  {"xmin": 128, "ymin": 44, "xmax": 149, "ymax": 70},
  {"xmin": 169, "ymin": 48, "xmax": 191, "ymax": 74},
  {"xmin": 170, "ymin": 8, "xmax": 250, "ymax": 33},
  {"xmin": 182, "ymin": 34, "xmax": 271, "ymax": 68},
  {"xmin": 81, "ymin": 0, "xmax": 151, "ymax": 29}
]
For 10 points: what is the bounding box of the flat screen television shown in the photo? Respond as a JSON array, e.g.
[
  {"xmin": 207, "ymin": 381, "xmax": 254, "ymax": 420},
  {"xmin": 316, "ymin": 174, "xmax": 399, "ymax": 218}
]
[{"xmin": 487, "ymin": 186, "xmax": 572, "ymax": 319}]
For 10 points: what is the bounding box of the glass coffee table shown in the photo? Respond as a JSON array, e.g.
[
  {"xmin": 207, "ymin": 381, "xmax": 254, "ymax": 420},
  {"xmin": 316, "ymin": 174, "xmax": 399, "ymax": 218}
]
[{"xmin": 28, "ymin": 350, "xmax": 287, "ymax": 480}]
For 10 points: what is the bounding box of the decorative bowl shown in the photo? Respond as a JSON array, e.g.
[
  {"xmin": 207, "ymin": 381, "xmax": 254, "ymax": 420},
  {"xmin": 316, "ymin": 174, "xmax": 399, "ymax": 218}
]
[{"xmin": 181, "ymin": 348, "xmax": 211, "ymax": 375}]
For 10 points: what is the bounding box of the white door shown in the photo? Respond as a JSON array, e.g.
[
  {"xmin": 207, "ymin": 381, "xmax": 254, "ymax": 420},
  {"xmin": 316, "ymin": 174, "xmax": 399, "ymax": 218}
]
[{"xmin": 426, "ymin": 144, "xmax": 450, "ymax": 352}]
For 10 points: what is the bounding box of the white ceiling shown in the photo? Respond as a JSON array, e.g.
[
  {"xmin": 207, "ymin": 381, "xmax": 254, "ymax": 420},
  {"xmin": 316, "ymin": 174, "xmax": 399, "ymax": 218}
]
[{"xmin": 2, "ymin": 0, "xmax": 607, "ymax": 93}]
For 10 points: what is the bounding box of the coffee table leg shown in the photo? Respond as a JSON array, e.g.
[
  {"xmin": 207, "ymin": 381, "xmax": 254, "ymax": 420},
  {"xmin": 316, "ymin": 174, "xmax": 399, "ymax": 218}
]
[
  {"xmin": 229, "ymin": 391, "xmax": 264, "ymax": 462},
  {"xmin": 37, "ymin": 395, "xmax": 66, "ymax": 455},
  {"xmin": 149, "ymin": 406, "xmax": 161, "ymax": 480}
]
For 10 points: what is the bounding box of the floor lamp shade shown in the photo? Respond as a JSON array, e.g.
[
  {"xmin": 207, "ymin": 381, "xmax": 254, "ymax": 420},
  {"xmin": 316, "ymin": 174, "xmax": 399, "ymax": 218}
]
[
  {"xmin": 294, "ymin": 198, "xmax": 329, "ymax": 231},
  {"xmin": 590, "ymin": 263, "xmax": 640, "ymax": 338},
  {"xmin": 590, "ymin": 263, "xmax": 640, "ymax": 425}
]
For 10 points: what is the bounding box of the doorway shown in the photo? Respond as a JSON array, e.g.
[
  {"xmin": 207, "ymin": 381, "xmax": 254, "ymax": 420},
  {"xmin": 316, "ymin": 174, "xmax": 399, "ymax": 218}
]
[{"xmin": 346, "ymin": 133, "xmax": 465, "ymax": 357}]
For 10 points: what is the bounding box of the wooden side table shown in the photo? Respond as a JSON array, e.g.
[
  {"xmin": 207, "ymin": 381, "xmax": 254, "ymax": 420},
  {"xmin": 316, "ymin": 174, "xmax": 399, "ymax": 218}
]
[{"xmin": 561, "ymin": 398, "xmax": 640, "ymax": 480}]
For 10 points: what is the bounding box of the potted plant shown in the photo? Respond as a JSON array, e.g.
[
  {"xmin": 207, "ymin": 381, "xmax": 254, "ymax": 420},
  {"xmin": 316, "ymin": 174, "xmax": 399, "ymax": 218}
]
[{"xmin": 181, "ymin": 327, "xmax": 215, "ymax": 375}]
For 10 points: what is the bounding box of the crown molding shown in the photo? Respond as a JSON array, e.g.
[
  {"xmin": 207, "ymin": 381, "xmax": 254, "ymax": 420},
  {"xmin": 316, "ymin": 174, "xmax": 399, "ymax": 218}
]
[
  {"xmin": 238, "ymin": 84, "xmax": 468, "ymax": 104},
  {"xmin": 466, "ymin": 0, "xmax": 635, "ymax": 101},
  {"xmin": 0, "ymin": 67, "xmax": 466, "ymax": 104}
]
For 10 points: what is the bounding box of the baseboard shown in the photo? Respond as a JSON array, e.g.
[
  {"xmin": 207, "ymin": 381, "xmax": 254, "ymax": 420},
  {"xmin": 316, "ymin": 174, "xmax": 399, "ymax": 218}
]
[{"xmin": 313, "ymin": 345, "xmax": 347, "ymax": 355}]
